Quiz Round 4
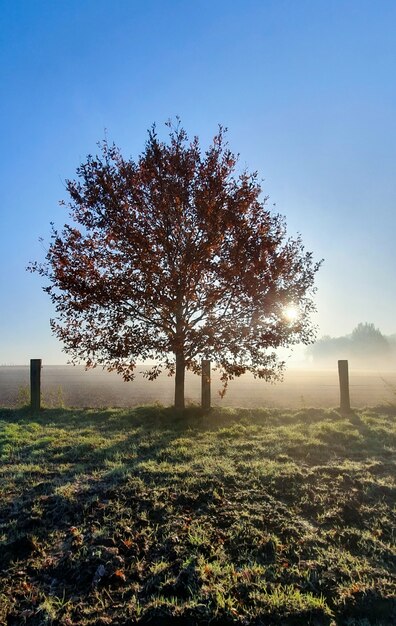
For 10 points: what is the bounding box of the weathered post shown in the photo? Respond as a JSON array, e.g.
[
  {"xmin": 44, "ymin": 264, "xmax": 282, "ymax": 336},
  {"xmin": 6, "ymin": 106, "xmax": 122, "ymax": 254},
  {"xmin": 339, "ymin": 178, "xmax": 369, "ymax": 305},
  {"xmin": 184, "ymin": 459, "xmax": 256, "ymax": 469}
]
[
  {"xmin": 201, "ymin": 359, "xmax": 211, "ymax": 410},
  {"xmin": 30, "ymin": 359, "xmax": 42, "ymax": 411},
  {"xmin": 338, "ymin": 359, "xmax": 351, "ymax": 414}
]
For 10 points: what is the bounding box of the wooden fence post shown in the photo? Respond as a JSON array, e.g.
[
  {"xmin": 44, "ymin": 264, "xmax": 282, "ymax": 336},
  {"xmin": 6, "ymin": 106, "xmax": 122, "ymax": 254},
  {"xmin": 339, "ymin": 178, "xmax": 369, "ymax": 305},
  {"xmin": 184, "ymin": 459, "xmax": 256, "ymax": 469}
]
[
  {"xmin": 30, "ymin": 359, "xmax": 42, "ymax": 411},
  {"xmin": 338, "ymin": 359, "xmax": 351, "ymax": 414},
  {"xmin": 201, "ymin": 359, "xmax": 211, "ymax": 410}
]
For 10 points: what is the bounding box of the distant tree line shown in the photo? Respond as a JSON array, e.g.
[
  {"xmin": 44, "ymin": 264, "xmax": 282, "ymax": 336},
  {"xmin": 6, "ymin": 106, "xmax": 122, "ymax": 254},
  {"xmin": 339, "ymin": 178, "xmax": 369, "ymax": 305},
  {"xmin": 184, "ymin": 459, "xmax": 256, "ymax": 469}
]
[{"xmin": 307, "ymin": 322, "xmax": 396, "ymax": 366}]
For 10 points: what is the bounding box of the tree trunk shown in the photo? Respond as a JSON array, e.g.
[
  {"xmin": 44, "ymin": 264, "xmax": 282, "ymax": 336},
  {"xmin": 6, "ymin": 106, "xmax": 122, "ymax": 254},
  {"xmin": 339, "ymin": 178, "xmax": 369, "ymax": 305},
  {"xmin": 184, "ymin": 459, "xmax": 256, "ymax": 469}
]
[{"xmin": 174, "ymin": 351, "xmax": 185, "ymax": 410}]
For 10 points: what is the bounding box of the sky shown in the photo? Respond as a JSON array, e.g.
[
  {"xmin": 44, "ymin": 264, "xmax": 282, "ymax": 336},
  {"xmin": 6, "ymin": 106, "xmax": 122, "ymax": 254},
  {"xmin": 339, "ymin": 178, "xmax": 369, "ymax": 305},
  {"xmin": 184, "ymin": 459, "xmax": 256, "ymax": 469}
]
[{"xmin": 1, "ymin": 0, "xmax": 395, "ymax": 365}]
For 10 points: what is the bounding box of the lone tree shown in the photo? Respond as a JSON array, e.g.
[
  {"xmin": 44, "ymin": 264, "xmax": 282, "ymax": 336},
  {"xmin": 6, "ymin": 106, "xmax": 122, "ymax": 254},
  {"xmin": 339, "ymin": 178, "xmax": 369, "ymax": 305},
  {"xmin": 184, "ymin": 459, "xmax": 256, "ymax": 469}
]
[{"xmin": 30, "ymin": 122, "xmax": 322, "ymax": 409}]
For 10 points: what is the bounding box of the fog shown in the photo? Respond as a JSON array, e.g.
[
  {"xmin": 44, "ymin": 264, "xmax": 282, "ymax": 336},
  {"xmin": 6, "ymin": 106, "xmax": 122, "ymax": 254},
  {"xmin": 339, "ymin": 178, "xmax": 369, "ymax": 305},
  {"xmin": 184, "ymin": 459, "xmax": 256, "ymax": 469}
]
[{"xmin": 1, "ymin": 365, "xmax": 395, "ymax": 409}]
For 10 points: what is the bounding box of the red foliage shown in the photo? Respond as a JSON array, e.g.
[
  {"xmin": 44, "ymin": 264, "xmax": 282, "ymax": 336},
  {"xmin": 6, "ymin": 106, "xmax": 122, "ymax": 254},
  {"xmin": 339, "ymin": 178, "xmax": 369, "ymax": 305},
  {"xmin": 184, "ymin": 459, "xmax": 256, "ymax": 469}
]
[{"xmin": 29, "ymin": 121, "xmax": 322, "ymax": 408}]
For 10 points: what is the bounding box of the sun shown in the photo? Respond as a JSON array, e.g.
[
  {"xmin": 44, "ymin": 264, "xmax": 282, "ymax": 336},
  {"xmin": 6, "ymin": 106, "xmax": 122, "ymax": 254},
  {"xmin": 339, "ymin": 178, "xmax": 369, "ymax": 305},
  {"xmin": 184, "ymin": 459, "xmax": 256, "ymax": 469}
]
[{"xmin": 284, "ymin": 305, "xmax": 299, "ymax": 323}]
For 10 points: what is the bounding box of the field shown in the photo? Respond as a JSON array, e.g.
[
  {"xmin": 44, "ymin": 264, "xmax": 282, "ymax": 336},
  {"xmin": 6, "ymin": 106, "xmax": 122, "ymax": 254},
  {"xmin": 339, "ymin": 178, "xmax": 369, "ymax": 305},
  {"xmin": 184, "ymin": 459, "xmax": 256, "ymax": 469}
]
[
  {"xmin": 0, "ymin": 404, "xmax": 395, "ymax": 625},
  {"xmin": 1, "ymin": 365, "xmax": 396, "ymax": 409}
]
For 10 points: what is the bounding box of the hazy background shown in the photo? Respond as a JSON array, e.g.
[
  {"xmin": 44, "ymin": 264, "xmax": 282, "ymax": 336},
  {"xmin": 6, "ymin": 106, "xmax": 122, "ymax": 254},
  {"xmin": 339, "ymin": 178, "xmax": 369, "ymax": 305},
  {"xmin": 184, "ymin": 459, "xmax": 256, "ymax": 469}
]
[
  {"xmin": 1, "ymin": 0, "xmax": 395, "ymax": 367},
  {"xmin": 1, "ymin": 366, "xmax": 396, "ymax": 409}
]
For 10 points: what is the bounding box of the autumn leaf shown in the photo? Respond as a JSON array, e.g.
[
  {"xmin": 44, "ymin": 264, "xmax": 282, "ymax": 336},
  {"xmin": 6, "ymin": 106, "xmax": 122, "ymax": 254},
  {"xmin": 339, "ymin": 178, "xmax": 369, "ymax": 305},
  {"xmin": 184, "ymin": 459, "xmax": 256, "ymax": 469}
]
[{"xmin": 113, "ymin": 569, "xmax": 126, "ymax": 582}]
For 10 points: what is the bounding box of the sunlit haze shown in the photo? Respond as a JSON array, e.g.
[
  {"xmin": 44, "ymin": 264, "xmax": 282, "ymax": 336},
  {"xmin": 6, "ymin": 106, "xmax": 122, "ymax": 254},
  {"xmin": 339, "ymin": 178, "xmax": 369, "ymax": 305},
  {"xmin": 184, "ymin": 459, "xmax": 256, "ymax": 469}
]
[
  {"xmin": 283, "ymin": 306, "xmax": 299, "ymax": 324},
  {"xmin": 1, "ymin": 0, "xmax": 395, "ymax": 365}
]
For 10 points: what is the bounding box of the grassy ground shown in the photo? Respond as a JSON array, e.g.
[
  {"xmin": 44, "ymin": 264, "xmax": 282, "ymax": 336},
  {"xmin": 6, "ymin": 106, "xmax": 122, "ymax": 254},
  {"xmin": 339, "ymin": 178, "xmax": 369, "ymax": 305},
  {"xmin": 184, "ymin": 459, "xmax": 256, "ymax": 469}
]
[{"xmin": 0, "ymin": 405, "xmax": 395, "ymax": 625}]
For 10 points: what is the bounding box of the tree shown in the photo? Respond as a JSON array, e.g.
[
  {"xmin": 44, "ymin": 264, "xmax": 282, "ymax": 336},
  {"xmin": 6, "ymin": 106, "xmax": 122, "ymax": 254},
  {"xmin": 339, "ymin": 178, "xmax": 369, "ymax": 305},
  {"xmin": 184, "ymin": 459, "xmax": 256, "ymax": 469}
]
[
  {"xmin": 30, "ymin": 122, "xmax": 322, "ymax": 409},
  {"xmin": 307, "ymin": 322, "xmax": 392, "ymax": 366},
  {"xmin": 350, "ymin": 322, "xmax": 391, "ymax": 361}
]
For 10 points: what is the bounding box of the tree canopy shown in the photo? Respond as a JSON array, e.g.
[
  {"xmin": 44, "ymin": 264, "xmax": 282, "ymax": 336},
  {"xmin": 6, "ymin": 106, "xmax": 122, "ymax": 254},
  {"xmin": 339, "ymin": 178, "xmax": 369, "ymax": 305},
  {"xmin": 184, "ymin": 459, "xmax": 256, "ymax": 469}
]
[
  {"xmin": 307, "ymin": 322, "xmax": 393, "ymax": 365},
  {"xmin": 30, "ymin": 122, "xmax": 322, "ymax": 408}
]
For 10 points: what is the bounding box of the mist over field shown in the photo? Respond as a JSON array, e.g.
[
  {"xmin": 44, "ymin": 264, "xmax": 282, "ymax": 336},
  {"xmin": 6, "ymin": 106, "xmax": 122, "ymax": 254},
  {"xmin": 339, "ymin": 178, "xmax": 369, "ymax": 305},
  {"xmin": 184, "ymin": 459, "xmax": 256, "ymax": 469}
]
[
  {"xmin": 306, "ymin": 323, "xmax": 396, "ymax": 369},
  {"xmin": 1, "ymin": 364, "xmax": 395, "ymax": 409}
]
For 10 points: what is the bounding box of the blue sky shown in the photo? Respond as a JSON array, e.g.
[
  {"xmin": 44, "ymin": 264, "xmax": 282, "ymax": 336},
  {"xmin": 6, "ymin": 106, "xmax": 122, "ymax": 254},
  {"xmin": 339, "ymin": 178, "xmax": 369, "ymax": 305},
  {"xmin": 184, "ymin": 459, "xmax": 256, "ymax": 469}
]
[{"xmin": 1, "ymin": 0, "xmax": 395, "ymax": 364}]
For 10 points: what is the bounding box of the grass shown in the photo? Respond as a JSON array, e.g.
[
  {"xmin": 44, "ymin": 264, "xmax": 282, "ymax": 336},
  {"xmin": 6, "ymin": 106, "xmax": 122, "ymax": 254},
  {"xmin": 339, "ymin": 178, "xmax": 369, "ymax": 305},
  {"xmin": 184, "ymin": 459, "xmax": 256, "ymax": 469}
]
[{"xmin": 0, "ymin": 404, "xmax": 395, "ymax": 625}]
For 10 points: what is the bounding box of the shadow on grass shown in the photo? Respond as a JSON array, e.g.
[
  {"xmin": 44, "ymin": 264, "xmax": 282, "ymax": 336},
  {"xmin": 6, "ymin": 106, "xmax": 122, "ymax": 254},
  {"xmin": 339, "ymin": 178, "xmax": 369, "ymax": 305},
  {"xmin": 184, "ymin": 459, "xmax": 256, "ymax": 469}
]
[
  {"xmin": 1, "ymin": 404, "xmax": 394, "ymax": 463},
  {"xmin": 0, "ymin": 404, "xmax": 211, "ymax": 429},
  {"xmin": 0, "ymin": 404, "xmax": 395, "ymax": 624}
]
